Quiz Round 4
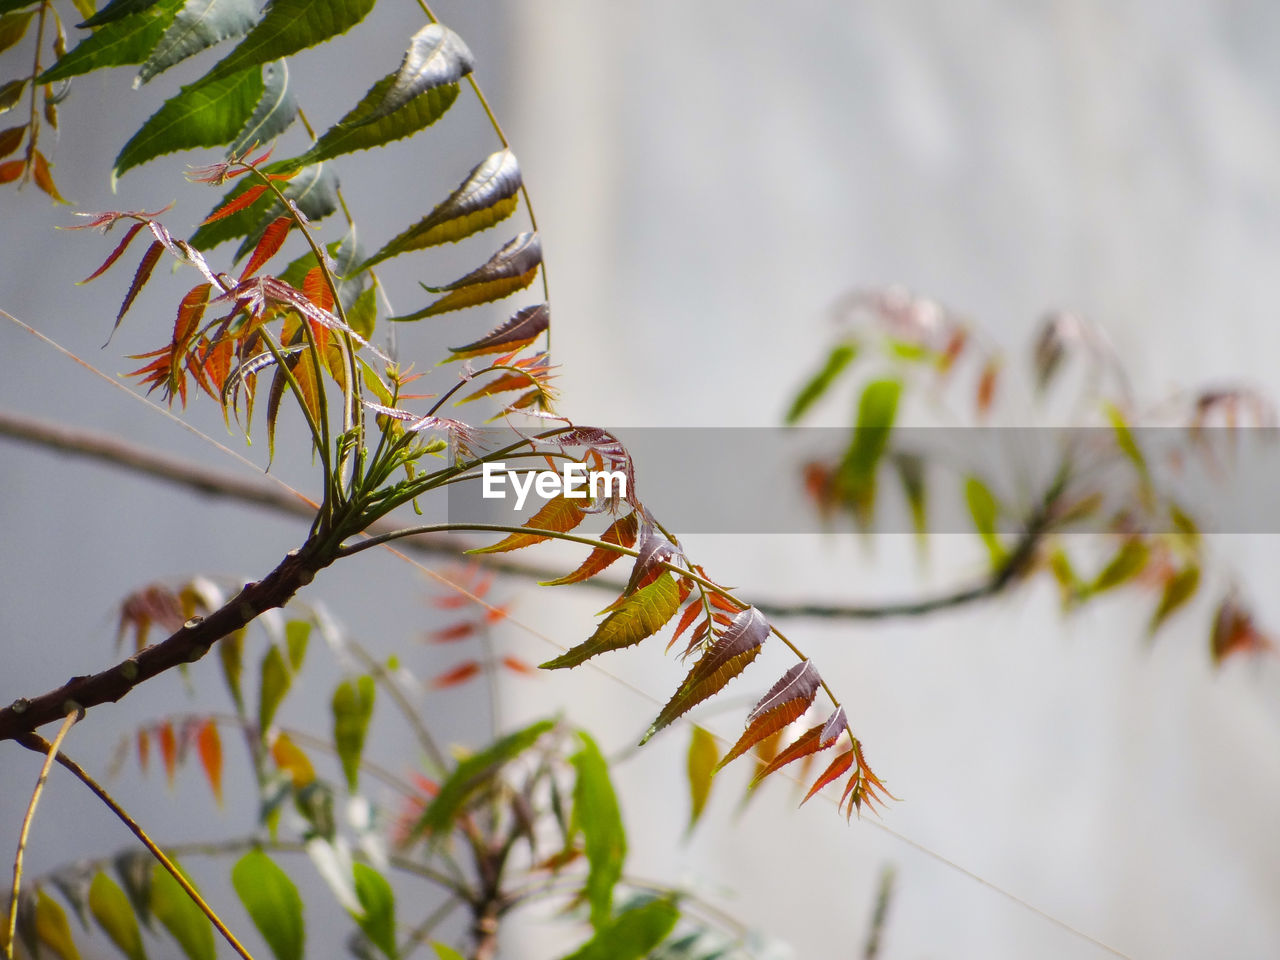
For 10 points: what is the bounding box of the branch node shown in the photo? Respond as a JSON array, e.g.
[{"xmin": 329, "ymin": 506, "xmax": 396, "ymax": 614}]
[
  {"xmin": 119, "ymin": 660, "xmax": 139, "ymax": 681},
  {"xmin": 9, "ymin": 697, "xmax": 29, "ymax": 714},
  {"xmin": 184, "ymin": 616, "xmax": 205, "ymax": 629}
]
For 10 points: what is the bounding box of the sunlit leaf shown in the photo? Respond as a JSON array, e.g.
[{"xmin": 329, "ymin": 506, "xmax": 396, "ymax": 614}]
[
  {"xmin": 786, "ymin": 341, "xmax": 856, "ymax": 424},
  {"xmin": 239, "ymin": 214, "xmax": 291, "ymax": 279},
  {"xmin": 38, "ymin": 0, "xmax": 182, "ymax": 84},
  {"xmin": 191, "ymin": 161, "xmax": 335, "ymax": 252},
  {"xmin": 718, "ymin": 660, "xmax": 821, "ymax": 769},
  {"xmin": 449, "ymin": 302, "xmax": 548, "ymax": 360},
  {"xmin": 363, "ymin": 149, "xmax": 520, "ymax": 268},
  {"xmin": 1149, "ymin": 564, "xmax": 1200, "ymax": 635},
  {"xmin": 430, "ymin": 945, "xmax": 465, "ymax": 960},
  {"xmin": 468, "ymin": 494, "xmax": 586, "ymax": 554},
  {"xmin": 643, "ymin": 606, "xmax": 769, "ymax": 744},
  {"xmin": 360, "ymin": 22, "xmax": 472, "ymax": 123},
  {"xmin": 201, "ymin": 182, "xmax": 269, "ymax": 224},
  {"xmin": 540, "ymin": 574, "xmax": 681, "ymax": 670},
  {"xmin": 226, "ymin": 59, "xmax": 296, "ymax": 155},
  {"xmin": 79, "ymin": 0, "xmax": 162, "ymax": 28},
  {"xmin": 138, "ymin": 0, "xmax": 257, "ymax": 85},
  {"xmin": 559, "ymin": 899, "xmax": 679, "ymax": 960},
  {"xmin": 285, "ymin": 618, "xmax": 309, "ymax": 670},
  {"xmin": 89, "ymin": 872, "xmax": 147, "ymax": 960},
  {"xmin": 231, "ymin": 849, "xmax": 304, "ymax": 960},
  {"xmin": 686, "ymin": 725, "xmax": 718, "ymax": 831},
  {"xmin": 114, "ymin": 65, "xmax": 264, "ymax": 178},
  {"xmin": 150, "ymin": 862, "xmax": 215, "ymax": 960},
  {"xmin": 34, "ymin": 888, "xmax": 81, "ymax": 960},
  {"xmin": 540, "ymin": 512, "xmax": 639, "ymax": 586},
  {"xmin": 571, "ymin": 732, "xmax": 625, "ymax": 930},
  {"xmin": 194, "ymin": 719, "xmax": 223, "ymax": 805},
  {"xmin": 351, "ymin": 863, "xmax": 396, "ymax": 960},
  {"xmin": 392, "ymin": 232, "xmax": 541, "ymax": 321},
  {"xmin": 836, "ymin": 378, "xmax": 900, "ymax": 525},
  {"xmin": 332, "ymin": 675, "xmax": 375, "ymax": 791},
  {"xmin": 258, "ymin": 643, "xmax": 291, "ymax": 733},
  {"xmin": 0, "ymin": 78, "xmax": 27, "ymax": 114}
]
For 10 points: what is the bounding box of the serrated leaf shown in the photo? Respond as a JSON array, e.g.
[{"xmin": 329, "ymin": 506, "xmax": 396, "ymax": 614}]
[
  {"xmin": 150, "ymin": 862, "xmax": 215, "ymax": 960},
  {"xmin": 749, "ymin": 711, "xmax": 844, "ymax": 786},
  {"xmin": 137, "ymin": 0, "xmax": 257, "ymax": 85},
  {"xmin": 718, "ymin": 660, "xmax": 821, "ymax": 769},
  {"xmin": 193, "ymin": 0, "xmax": 374, "ymax": 91},
  {"xmin": 0, "ymin": 10, "xmax": 35, "ymax": 57},
  {"xmin": 1149, "ymin": 564, "xmax": 1200, "ymax": 635},
  {"xmin": 115, "ymin": 64, "xmax": 264, "ymax": 178},
  {"xmin": 643, "ymin": 606, "xmax": 769, "ymax": 743},
  {"xmin": 194, "ymin": 719, "xmax": 223, "ymax": 805},
  {"xmin": 362, "ymin": 22, "xmax": 472, "ymax": 124},
  {"xmin": 559, "ymin": 899, "xmax": 679, "ymax": 960},
  {"xmin": 410, "ymin": 719, "xmax": 555, "ymax": 841},
  {"xmin": 226, "ymin": 58, "xmax": 296, "ymax": 155},
  {"xmin": 89, "ymin": 872, "xmax": 147, "ymax": 960},
  {"xmin": 686, "ymin": 725, "xmax": 718, "ymax": 831},
  {"xmin": 332, "ymin": 675, "xmax": 375, "ymax": 792},
  {"xmin": 363, "ymin": 149, "xmax": 520, "ymax": 268},
  {"xmin": 201, "ymin": 181, "xmax": 269, "ymax": 224},
  {"xmin": 540, "ymin": 574, "xmax": 681, "ymax": 670},
  {"xmin": 351, "ymin": 863, "xmax": 396, "ymax": 960},
  {"xmin": 0, "ymin": 124, "xmax": 24, "ymax": 158},
  {"xmin": 448, "ymin": 302, "xmax": 547, "ymax": 360},
  {"xmin": 964, "ymin": 475, "xmax": 1006, "ymax": 566},
  {"xmin": 239, "ymin": 213, "xmax": 291, "ymax": 279},
  {"xmin": 571, "ymin": 731, "xmax": 625, "ymax": 930},
  {"xmin": 468, "ymin": 494, "xmax": 586, "ymax": 554},
  {"xmin": 393, "ymin": 232, "xmax": 542, "ymax": 321},
  {"xmin": 191, "ymin": 160, "xmax": 331, "ymax": 251},
  {"xmin": 801, "ymin": 748, "xmax": 854, "ymax": 805},
  {"xmin": 79, "ymin": 0, "xmax": 162, "ymax": 29},
  {"xmin": 258, "ymin": 643, "xmax": 291, "ymax": 733},
  {"xmin": 287, "ymin": 74, "xmax": 458, "ymax": 170},
  {"xmin": 836, "ymin": 378, "xmax": 900, "ymax": 525},
  {"xmin": 541, "ymin": 512, "xmax": 639, "ymax": 586},
  {"xmin": 39, "ymin": 0, "xmax": 182, "ymax": 84},
  {"xmin": 231, "ymin": 849, "xmax": 304, "ymax": 960},
  {"xmin": 785, "ymin": 341, "xmax": 856, "ymax": 423},
  {"xmin": 35, "ymin": 888, "xmax": 81, "ymax": 960}
]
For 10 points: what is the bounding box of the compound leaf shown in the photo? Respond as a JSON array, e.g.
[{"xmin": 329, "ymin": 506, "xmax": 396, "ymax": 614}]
[{"xmin": 540, "ymin": 574, "xmax": 681, "ymax": 670}]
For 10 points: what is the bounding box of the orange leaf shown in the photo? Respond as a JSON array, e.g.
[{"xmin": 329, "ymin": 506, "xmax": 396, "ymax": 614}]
[
  {"xmin": 137, "ymin": 728, "xmax": 151, "ymax": 774},
  {"xmin": 468, "ymin": 496, "xmax": 587, "ymax": 554},
  {"xmin": 751, "ymin": 709, "xmax": 846, "ymax": 787},
  {"xmin": 270, "ymin": 732, "xmax": 315, "ymax": 788},
  {"xmin": 31, "ymin": 150, "xmax": 67, "ymax": 203},
  {"xmin": 80, "ymin": 221, "xmax": 146, "ymax": 284},
  {"xmin": 158, "ymin": 721, "xmax": 178, "ymax": 787},
  {"xmin": 801, "ymin": 748, "xmax": 853, "ymax": 805},
  {"xmin": 0, "ymin": 158, "xmax": 24, "ymax": 183},
  {"xmin": 500, "ymin": 655, "xmax": 536, "ymax": 675},
  {"xmin": 719, "ymin": 662, "xmax": 822, "ymax": 769},
  {"xmin": 540, "ymin": 512, "xmax": 639, "ymax": 586},
  {"xmin": 429, "ymin": 621, "xmax": 476, "ymax": 643},
  {"xmin": 200, "ymin": 182, "xmax": 270, "ymax": 224},
  {"xmin": 113, "ymin": 240, "xmax": 164, "ymax": 335},
  {"xmin": 431, "ymin": 660, "xmax": 482, "ymax": 689},
  {"xmin": 303, "ymin": 265, "xmax": 333, "ymax": 312},
  {"xmin": 239, "ymin": 215, "xmax": 292, "ymax": 281},
  {"xmin": 976, "ymin": 358, "xmax": 999, "ymax": 417},
  {"xmin": 195, "ymin": 720, "xmax": 224, "ymax": 806}
]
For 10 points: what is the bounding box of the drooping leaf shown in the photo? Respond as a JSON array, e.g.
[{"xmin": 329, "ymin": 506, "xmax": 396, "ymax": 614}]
[
  {"xmin": 1149, "ymin": 564, "xmax": 1200, "ymax": 635},
  {"xmin": 351, "ymin": 863, "xmax": 396, "ymax": 960},
  {"xmin": 231, "ymin": 849, "xmax": 304, "ymax": 960},
  {"xmin": 571, "ymin": 732, "xmax": 625, "ymax": 930},
  {"xmin": 89, "ymin": 872, "xmax": 147, "ymax": 960},
  {"xmin": 0, "ymin": 77, "xmax": 26, "ymax": 114},
  {"xmin": 157, "ymin": 720, "xmax": 177, "ymax": 786},
  {"xmin": 801, "ymin": 748, "xmax": 854, "ymax": 805},
  {"xmin": 191, "ymin": 0, "xmax": 374, "ymax": 91},
  {"xmin": 34, "ymin": 888, "xmax": 81, "ymax": 960},
  {"xmin": 137, "ymin": 0, "xmax": 257, "ymax": 85},
  {"xmin": 359, "ymin": 22, "xmax": 472, "ymax": 124},
  {"xmin": 194, "ymin": 719, "xmax": 223, "ymax": 805},
  {"xmin": 258, "ymin": 643, "xmax": 291, "ymax": 733},
  {"xmin": 150, "ymin": 862, "xmax": 215, "ymax": 960},
  {"xmin": 540, "ymin": 574, "xmax": 682, "ymax": 670},
  {"xmin": 332, "ymin": 675, "xmax": 375, "ymax": 791},
  {"xmin": 284, "ymin": 617, "xmax": 310, "ymax": 670},
  {"xmin": 410, "ymin": 719, "xmax": 555, "ymax": 841},
  {"xmin": 718, "ymin": 660, "xmax": 821, "ymax": 769},
  {"xmin": 467, "ymin": 494, "xmax": 586, "ymax": 554},
  {"xmin": 0, "ymin": 10, "xmax": 35, "ymax": 57},
  {"xmin": 686, "ymin": 725, "xmax": 718, "ymax": 831},
  {"xmin": 786, "ymin": 341, "xmax": 857, "ymax": 424},
  {"xmin": 836, "ymin": 378, "xmax": 900, "ymax": 524},
  {"xmin": 32, "ymin": 150, "xmax": 68, "ymax": 203},
  {"xmin": 622, "ymin": 523, "xmax": 681, "ymax": 596},
  {"xmin": 750, "ymin": 709, "xmax": 846, "ymax": 786},
  {"xmin": 1090, "ymin": 538, "xmax": 1149, "ymax": 594},
  {"xmin": 541, "ymin": 512, "xmax": 639, "ymax": 586},
  {"xmin": 449, "ymin": 302, "xmax": 547, "ymax": 360},
  {"xmin": 38, "ymin": 0, "xmax": 182, "ymax": 84},
  {"xmin": 226, "ymin": 59, "xmax": 296, "ymax": 155},
  {"xmin": 0, "ymin": 124, "xmax": 24, "ymax": 159},
  {"xmin": 114, "ymin": 65, "xmax": 264, "ymax": 178},
  {"xmin": 363, "ymin": 149, "xmax": 520, "ymax": 268},
  {"xmin": 558, "ymin": 899, "xmax": 679, "ymax": 960},
  {"xmin": 964, "ymin": 475, "xmax": 1005, "ymax": 567},
  {"xmin": 392, "ymin": 232, "xmax": 542, "ymax": 321},
  {"xmin": 218, "ymin": 627, "xmax": 246, "ymax": 713},
  {"xmin": 642, "ymin": 606, "xmax": 770, "ymax": 743},
  {"xmin": 79, "ymin": 0, "xmax": 161, "ymax": 28},
  {"xmin": 287, "ymin": 75, "xmax": 458, "ymax": 170},
  {"xmin": 270, "ymin": 731, "xmax": 315, "ymax": 788},
  {"xmin": 112, "ymin": 852, "xmax": 154, "ymax": 930}
]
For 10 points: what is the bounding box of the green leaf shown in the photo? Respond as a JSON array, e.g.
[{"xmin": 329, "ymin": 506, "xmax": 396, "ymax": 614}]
[
  {"xmin": 411, "ymin": 719, "xmax": 555, "ymax": 841},
  {"xmin": 964, "ymin": 475, "xmax": 1006, "ymax": 567},
  {"xmin": 686, "ymin": 725, "xmax": 718, "ymax": 831},
  {"xmin": 89, "ymin": 872, "xmax": 147, "ymax": 960},
  {"xmin": 348, "ymin": 285, "xmax": 377, "ymax": 340},
  {"xmin": 137, "ymin": 0, "xmax": 257, "ymax": 85},
  {"xmin": 362, "ymin": 149, "xmax": 520, "ymax": 269},
  {"xmin": 571, "ymin": 732, "xmax": 626, "ymax": 930},
  {"xmin": 332, "ymin": 675, "xmax": 375, "ymax": 791},
  {"xmin": 351, "ymin": 863, "xmax": 396, "ymax": 960},
  {"xmin": 288, "ymin": 77, "xmax": 459, "ymax": 170},
  {"xmin": 0, "ymin": 10, "xmax": 35, "ymax": 58},
  {"xmin": 539, "ymin": 574, "xmax": 682, "ymax": 670},
  {"xmin": 1090, "ymin": 538, "xmax": 1149, "ymax": 594},
  {"xmin": 558, "ymin": 899, "xmax": 679, "ymax": 960},
  {"xmin": 226, "ymin": 59, "xmax": 296, "ymax": 155},
  {"xmin": 37, "ymin": 0, "xmax": 182, "ymax": 84},
  {"xmin": 112, "ymin": 852, "xmax": 153, "ymax": 930},
  {"xmin": 430, "ymin": 945, "xmax": 465, "ymax": 960},
  {"xmin": 79, "ymin": 0, "xmax": 162, "ymax": 29},
  {"xmin": 0, "ymin": 1, "xmax": 38, "ymax": 17},
  {"xmin": 0, "ymin": 78, "xmax": 27, "ymax": 115},
  {"xmin": 1150, "ymin": 565, "xmax": 1200, "ymax": 635},
  {"xmin": 258, "ymin": 643, "xmax": 291, "ymax": 733},
  {"xmin": 785, "ymin": 341, "xmax": 856, "ymax": 423},
  {"xmin": 231, "ymin": 849, "xmax": 304, "ymax": 960},
  {"xmin": 190, "ymin": 160, "xmax": 333, "ymax": 251},
  {"xmin": 193, "ymin": 0, "xmax": 375, "ymax": 90},
  {"xmin": 114, "ymin": 64, "xmax": 264, "ymax": 179},
  {"xmin": 892, "ymin": 452, "xmax": 928, "ymax": 543},
  {"xmin": 836, "ymin": 378, "xmax": 900, "ymax": 525},
  {"xmin": 35, "ymin": 888, "xmax": 81, "ymax": 960},
  {"xmin": 150, "ymin": 862, "xmax": 215, "ymax": 960},
  {"xmin": 284, "ymin": 618, "xmax": 310, "ymax": 670},
  {"xmin": 393, "ymin": 231, "xmax": 541, "ymax": 321},
  {"xmin": 218, "ymin": 627, "xmax": 246, "ymax": 713},
  {"xmin": 359, "ymin": 22, "xmax": 472, "ymax": 124}
]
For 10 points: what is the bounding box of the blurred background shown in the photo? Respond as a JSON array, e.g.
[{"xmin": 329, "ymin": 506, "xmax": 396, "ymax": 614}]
[{"xmin": 4, "ymin": 1, "xmax": 1280, "ymax": 957}]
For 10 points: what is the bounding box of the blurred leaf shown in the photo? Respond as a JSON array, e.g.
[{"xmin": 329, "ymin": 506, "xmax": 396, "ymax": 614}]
[
  {"xmin": 194, "ymin": 719, "xmax": 223, "ymax": 805},
  {"xmin": 332, "ymin": 675, "xmax": 375, "ymax": 791},
  {"xmin": 231, "ymin": 849, "xmax": 304, "ymax": 960},
  {"xmin": 150, "ymin": 862, "xmax": 215, "ymax": 960},
  {"xmin": 351, "ymin": 863, "xmax": 396, "ymax": 960},
  {"xmin": 258, "ymin": 644, "xmax": 291, "ymax": 732},
  {"xmin": 38, "ymin": 0, "xmax": 182, "ymax": 84},
  {"xmin": 686, "ymin": 726, "xmax": 718, "ymax": 831},
  {"xmin": 571, "ymin": 732, "xmax": 625, "ymax": 930},
  {"xmin": 89, "ymin": 872, "xmax": 148, "ymax": 960},
  {"xmin": 964, "ymin": 475, "xmax": 1005, "ymax": 567},
  {"xmin": 138, "ymin": 0, "xmax": 257, "ymax": 85},
  {"xmin": 0, "ymin": 78, "xmax": 26, "ymax": 114},
  {"xmin": 1149, "ymin": 565, "xmax": 1200, "ymax": 635},
  {"xmin": 558, "ymin": 899, "xmax": 679, "ymax": 960},
  {"xmin": 892, "ymin": 452, "xmax": 927, "ymax": 543},
  {"xmin": 35, "ymin": 888, "xmax": 81, "ymax": 960},
  {"xmin": 785, "ymin": 341, "xmax": 856, "ymax": 423},
  {"xmin": 430, "ymin": 945, "xmax": 465, "ymax": 960},
  {"xmin": 540, "ymin": 575, "xmax": 681, "ymax": 670},
  {"xmin": 271, "ymin": 731, "xmax": 315, "ymax": 788},
  {"xmin": 1090, "ymin": 538, "xmax": 1149, "ymax": 594},
  {"xmin": 219, "ymin": 627, "xmax": 246, "ymax": 713},
  {"xmin": 836, "ymin": 378, "xmax": 900, "ymax": 525},
  {"xmin": 0, "ymin": 124, "xmax": 24, "ymax": 159}
]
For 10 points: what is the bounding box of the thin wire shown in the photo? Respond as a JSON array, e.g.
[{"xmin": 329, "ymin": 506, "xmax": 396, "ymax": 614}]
[{"xmin": 2, "ymin": 310, "xmax": 1131, "ymax": 959}]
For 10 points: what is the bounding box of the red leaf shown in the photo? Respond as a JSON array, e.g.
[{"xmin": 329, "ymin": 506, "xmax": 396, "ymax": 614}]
[
  {"xmin": 137, "ymin": 728, "xmax": 151, "ymax": 774},
  {"xmin": 0, "ymin": 125, "xmax": 24, "ymax": 160},
  {"xmin": 624, "ymin": 524, "xmax": 683, "ymax": 596},
  {"xmin": 195, "ymin": 720, "xmax": 223, "ymax": 806},
  {"xmin": 976, "ymin": 357, "xmax": 999, "ymax": 417},
  {"xmin": 718, "ymin": 662, "xmax": 822, "ymax": 769},
  {"xmin": 500, "ymin": 656, "xmax": 536, "ymax": 675},
  {"xmin": 666, "ymin": 600, "xmax": 704, "ymax": 654},
  {"xmin": 540, "ymin": 512, "xmax": 639, "ymax": 586},
  {"xmin": 1211, "ymin": 595, "xmax": 1272, "ymax": 664},
  {"xmin": 239, "ymin": 215, "xmax": 292, "ymax": 281},
  {"xmin": 80, "ymin": 221, "xmax": 146, "ymax": 284},
  {"xmin": 0, "ymin": 158, "xmax": 24, "ymax": 183},
  {"xmin": 200, "ymin": 182, "xmax": 270, "ymax": 224},
  {"xmin": 749, "ymin": 716, "xmax": 842, "ymax": 787},
  {"xmin": 432, "ymin": 661, "xmax": 482, "ymax": 689},
  {"xmin": 158, "ymin": 721, "xmax": 178, "ymax": 787},
  {"xmin": 303, "ymin": 265, "xmax": 333, "ymax": 312},
  {"xmin": 428, "ymin": 622, "xmax": 476, "ymax": 643},
  {"xmin": 112, "ymin": 241, "xmax": 164, "ymax": 338},
  {"xmin": 484, "ymin": 604, "xmax": 509, "ymax": 623},
  {"xmin": 801, "ymin": 748, "xmax": 853, "ymax": 805}
]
